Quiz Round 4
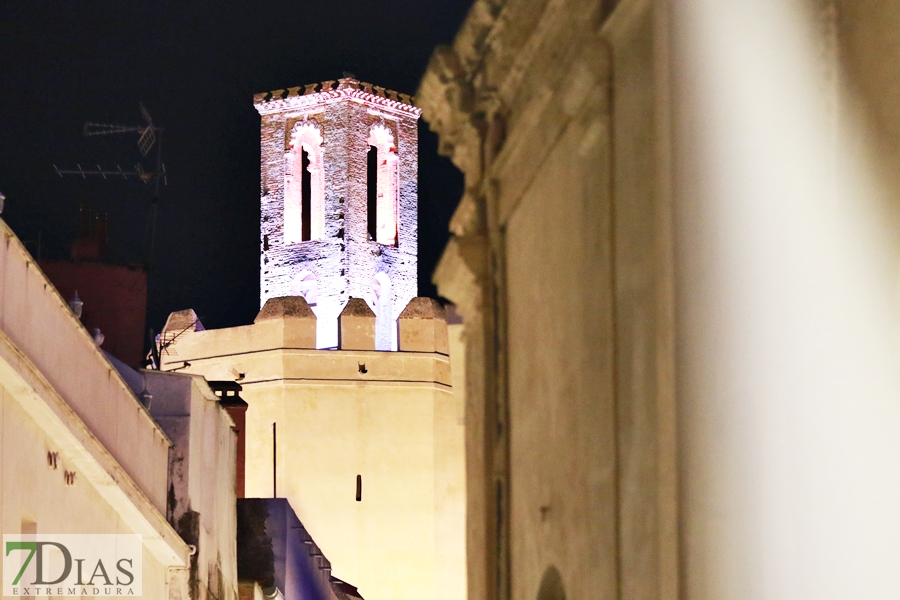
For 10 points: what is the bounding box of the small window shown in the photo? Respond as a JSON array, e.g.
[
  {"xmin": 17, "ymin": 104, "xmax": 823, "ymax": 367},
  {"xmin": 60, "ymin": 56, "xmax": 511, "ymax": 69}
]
[{"xmin": 356, "ymin": 474, "xmax": 362, "ymax": 502}]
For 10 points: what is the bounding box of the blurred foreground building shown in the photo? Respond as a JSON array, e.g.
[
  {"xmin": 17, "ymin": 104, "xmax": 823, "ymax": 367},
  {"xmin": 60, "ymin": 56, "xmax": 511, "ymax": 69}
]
[{"xmin": 418, "ymin": 0, "xmax": 900, "ymax": 599}]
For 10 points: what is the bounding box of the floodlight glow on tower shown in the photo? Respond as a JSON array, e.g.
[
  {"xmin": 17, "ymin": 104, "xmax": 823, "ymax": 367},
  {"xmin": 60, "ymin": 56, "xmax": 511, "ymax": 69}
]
[{"xmin": 255, "ymin": 78, "xmax": 421, "ymax": 349}]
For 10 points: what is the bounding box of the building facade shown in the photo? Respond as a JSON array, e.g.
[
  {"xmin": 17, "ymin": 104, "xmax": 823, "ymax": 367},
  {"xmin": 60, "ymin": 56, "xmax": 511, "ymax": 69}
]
[
  {"xmin": 419, "ymin": 0, "xmax": 900, "ymax": 599},
  {"xmin": 159, "ymin": 78, "xmax": 466, "ymax": 600},
  {"xmin": 0, "ymin": 217, "xmax": 191, "ymax": 599},
  {"xmin": 2, "ymin": 214, "xmax": 244, "ymax": 600},
  {"xmin": 144, "ymin": 371, "xmax": 240, "ymax": 600}
]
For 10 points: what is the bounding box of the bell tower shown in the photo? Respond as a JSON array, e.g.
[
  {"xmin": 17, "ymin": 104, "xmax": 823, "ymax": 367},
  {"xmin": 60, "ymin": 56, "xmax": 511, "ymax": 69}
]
[
  {"xmin": 255, "ymin": 77, "xmax": 421, "ymax": 349},
  {"xmin": 160, "ymin": 77, "xmax": 464, "ymax": 600}
]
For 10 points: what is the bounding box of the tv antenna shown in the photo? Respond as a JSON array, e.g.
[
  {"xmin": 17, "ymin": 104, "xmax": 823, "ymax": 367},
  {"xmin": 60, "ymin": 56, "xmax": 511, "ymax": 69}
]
[{"xmin": 53, "ymin": 103, "xmax": 167, "ymax": 268}]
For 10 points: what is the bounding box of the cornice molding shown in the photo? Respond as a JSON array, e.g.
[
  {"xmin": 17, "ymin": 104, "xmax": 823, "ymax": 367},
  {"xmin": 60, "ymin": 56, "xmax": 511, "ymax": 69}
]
[{"xmin": 254, "ymin": 78, "xmax": 421, "ymax": 118}]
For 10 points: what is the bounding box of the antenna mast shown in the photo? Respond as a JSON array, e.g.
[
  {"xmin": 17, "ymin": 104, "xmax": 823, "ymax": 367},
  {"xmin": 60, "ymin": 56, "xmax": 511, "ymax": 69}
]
[{"xmin": 53, "ymin": 103, "xmax": 167, "ymax": 268}]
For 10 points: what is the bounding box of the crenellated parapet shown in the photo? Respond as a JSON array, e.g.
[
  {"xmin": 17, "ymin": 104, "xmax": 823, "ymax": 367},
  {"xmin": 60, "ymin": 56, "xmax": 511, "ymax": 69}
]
[
  {"xmin": 254, "ymin": 77, "xmax": 421, "ymax": 118},
  {"xmin": 160, "ymin": 295, "xmax": 450, "ymax": 356},
  {"xmin": 338, "ymin": 297, "xmax": 376, "ymax": 351}
]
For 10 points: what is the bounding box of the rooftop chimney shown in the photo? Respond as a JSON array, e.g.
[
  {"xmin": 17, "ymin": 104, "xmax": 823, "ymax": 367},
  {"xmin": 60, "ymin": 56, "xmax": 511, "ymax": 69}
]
[{"xmin": 208, "ymin": 380, "xmax": 249, "ymax": 498}]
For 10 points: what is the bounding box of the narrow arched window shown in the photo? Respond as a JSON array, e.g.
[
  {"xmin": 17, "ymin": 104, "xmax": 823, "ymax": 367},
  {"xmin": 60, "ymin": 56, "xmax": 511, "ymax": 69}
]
[
  {"xmin": 367, "ymin": 145, "xmax": 378, "ymax": 241},
  {"xmin": 301, "ymin": 148, "xmax": 312, "ymax": 241},
  {"xmin": 367, "ymin": 124, "xmax": 399, "ymax": 245},
  {"xmin": 356, "ymin": 474, "xmax": 362, "ymax": 501},
  {"xmin": 285, "ymin": 120, "xmax": 325, "ymax": 243}
]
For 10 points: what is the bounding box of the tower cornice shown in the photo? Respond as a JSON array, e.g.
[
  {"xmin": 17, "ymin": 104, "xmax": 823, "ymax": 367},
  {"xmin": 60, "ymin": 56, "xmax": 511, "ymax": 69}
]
[{"xmin": 254, "ymin": 78, "xmax": 422, "ymax": 118}]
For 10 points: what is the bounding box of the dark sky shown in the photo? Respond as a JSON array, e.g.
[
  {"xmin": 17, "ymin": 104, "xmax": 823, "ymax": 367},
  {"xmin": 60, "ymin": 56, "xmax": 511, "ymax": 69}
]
[{"xmin": 0, "ymin": 1, "xmax": 470, "ymax": 334}]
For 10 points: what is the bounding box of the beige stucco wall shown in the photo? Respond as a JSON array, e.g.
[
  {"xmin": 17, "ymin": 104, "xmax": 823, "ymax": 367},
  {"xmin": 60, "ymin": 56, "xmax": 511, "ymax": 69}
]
[
  {"xmin": 161, "ymin": 320, "xmax": 465, "ymax": 600},
  {"xmin": 0, "ymin": 385, "xmax": 173, "ymax": 600},
  {"xmin": 0, "ymin": 220, "xmax": 171, "ymax": 514},
  {"xmin": 670, "ymin": 0, "xmax": 900, "ymax": 597},
  {"xmin": 248, "ymin": 380, "xmax": 451, "ymax": 600},
  {"xmin": 146, "ymin": 371, "xmax": 239, "ymax": 600},
  {"xmin": 0, "ymin": 218, "xmax": 190, "ymax": 597},
  {"xmin": 440, "ymin": 322, "xmax": 466, "ymax": 600}
]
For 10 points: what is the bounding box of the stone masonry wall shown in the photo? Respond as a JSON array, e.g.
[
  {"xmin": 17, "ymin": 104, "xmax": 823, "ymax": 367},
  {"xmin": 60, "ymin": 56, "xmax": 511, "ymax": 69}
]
[{"xmin": 257, "ymin": 78, "xmax": 420, "ymax": 347}]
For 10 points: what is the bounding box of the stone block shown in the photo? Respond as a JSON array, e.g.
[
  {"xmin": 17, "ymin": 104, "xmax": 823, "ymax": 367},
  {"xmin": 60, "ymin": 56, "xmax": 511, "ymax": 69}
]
[
  {"xmin": 255, "ymin": 295, "xmax": 315, "ymax": 321},
  {"xmin": 398, "ymin": 297, "xmax": 449, "ymax": 354},
  {"xmin": 163, "ymin": 308, "xmax": 205, "ymax": 333},
  {"xmin": 338, "ymin": 297, "xmax": 376, "ymax": 350},
  {"xmin": 254, "ymin": 296, "xmax": 317, "ymax": 349}
]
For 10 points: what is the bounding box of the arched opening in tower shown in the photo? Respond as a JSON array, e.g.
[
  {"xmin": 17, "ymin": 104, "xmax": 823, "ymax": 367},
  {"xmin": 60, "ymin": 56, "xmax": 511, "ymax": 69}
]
[
  {"xmin": 284, "ymin": 120, "xmax": 325, "ymax": 244},
  {"xmin": 367, "ymin": 145, "xmax": 378, "ymax": 241},
  {"xmin": 367, "ymin": 124, "xmax": 399, "ymax": 245},
  {"xmin": 294, "ymin": 271, "xmax": 317, "ymax": 308},
  {"xmin": 301, "ymin": 148, "xmax": 312, "ymax": 242}
]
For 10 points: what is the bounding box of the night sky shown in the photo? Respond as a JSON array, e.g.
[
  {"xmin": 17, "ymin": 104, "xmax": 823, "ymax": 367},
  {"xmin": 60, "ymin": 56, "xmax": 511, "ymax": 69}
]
[{"xmin": 0, "ymin": 1, "xmax": 470, "ymax": 336}]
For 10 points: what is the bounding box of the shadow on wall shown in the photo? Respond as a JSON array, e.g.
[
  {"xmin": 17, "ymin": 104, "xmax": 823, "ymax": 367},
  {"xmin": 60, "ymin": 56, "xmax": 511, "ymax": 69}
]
[{"xmin": 537, "ymin": 566, "xmax": 566, "ymax": 600}]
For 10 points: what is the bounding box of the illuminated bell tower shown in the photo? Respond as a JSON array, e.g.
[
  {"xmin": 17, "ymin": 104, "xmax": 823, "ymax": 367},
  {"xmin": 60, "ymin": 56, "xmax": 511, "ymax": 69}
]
[
  {"xmin": 255, "ymin": 77, "xmax": 421, "ymax": 349},
  {"xmin": 160, "ymin": 77, "xmax": 464, "ymax": 600}
]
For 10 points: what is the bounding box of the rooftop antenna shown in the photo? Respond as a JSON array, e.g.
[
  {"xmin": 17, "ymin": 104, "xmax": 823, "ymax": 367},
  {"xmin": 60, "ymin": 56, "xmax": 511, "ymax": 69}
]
[{"xmin": 53, "ymin": 103, "xmax": 167, "ymax": 268}]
